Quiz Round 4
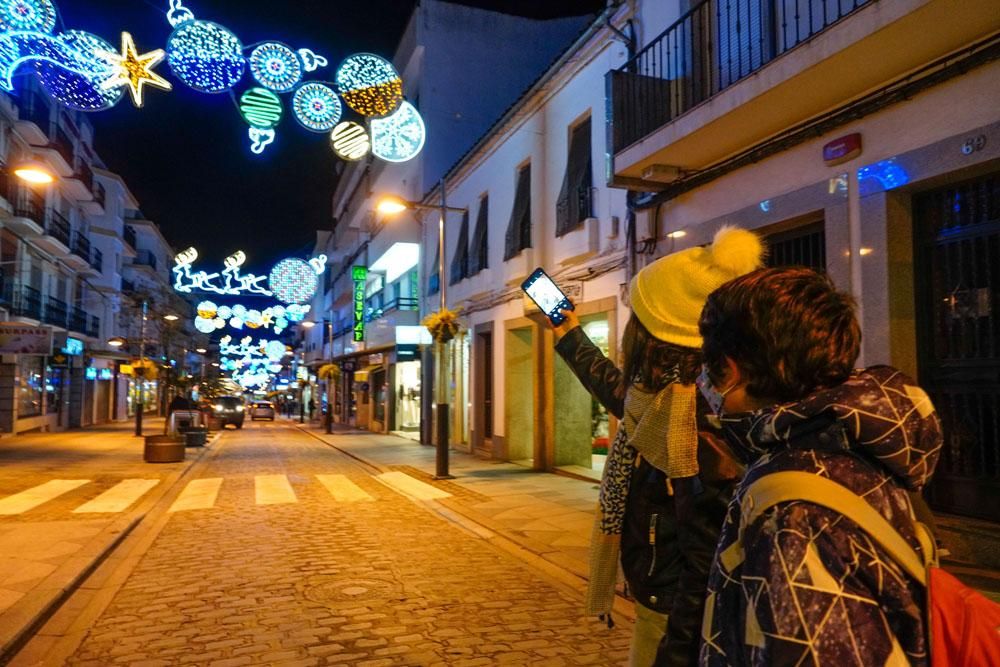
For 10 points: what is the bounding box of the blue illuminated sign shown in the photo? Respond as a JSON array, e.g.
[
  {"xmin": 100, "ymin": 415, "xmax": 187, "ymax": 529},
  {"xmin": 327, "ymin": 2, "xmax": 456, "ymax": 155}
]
[
  {"xmin": 99, "ymin": 368, "xmax": 113, "ymax": 380},
  {"xmin": 85, "ymin": 366, "xmax": 97, "ymax": 380},
  {"xmin": 61, "ymin": 337, "xmax": 83, "ymax": 355}
]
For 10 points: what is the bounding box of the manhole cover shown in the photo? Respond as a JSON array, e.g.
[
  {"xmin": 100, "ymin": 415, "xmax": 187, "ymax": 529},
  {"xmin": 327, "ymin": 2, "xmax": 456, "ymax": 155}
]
[{"xmin": 304, "ymin": 577, "xmax": 402, "ymax": 606}]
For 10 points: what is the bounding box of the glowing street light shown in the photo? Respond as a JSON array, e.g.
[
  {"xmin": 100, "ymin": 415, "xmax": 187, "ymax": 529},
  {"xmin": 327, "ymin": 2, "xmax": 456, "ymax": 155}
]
[
  {"xmin": 195, "ymin": 347, "xmax": 207, "ymax": 354},
  {"xmin": 376, "ymin": 182, "xmax": 467, "ymax": 479},
  {"xmin": 300, "ymin": 320, "xmax": 316, "ymax": 329},
  {"xmin": 13, "ymin": 160, "xmax": 55, "ymax": 184},
  {"xmin": 163, "ymin": 313, "xmax": 179, "ymax": 321},
  {"xmin": 107, "ymin": 336, "xmax": 127, "ymax": 348}
]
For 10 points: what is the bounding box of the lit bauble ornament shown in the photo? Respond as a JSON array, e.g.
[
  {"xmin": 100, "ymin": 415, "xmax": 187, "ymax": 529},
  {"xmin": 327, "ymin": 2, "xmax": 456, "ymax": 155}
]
[
  {"xmin": 249, "ymin": 42, "xmax": 302, "ymax": 93},
  {"xmin": 166, "ymin": 19, "xmax": 245, "ymax": 94},
  {"xmin": 269, "ymin": 258, "xmax": 318, "ymax": 304},
  {"xmin": 330, "ymin": 121, "xmax": 369, "ymax": 161},
  {"xmin": 371, "ymin": 101, "xmax": 425, "ymax": 163},
  {"xmin": 292, "ymin": 82, "xmax": 342, "ymax": 133},
  {"xmin": 335, "ymin": 53, "xmax": 403, "ymax": 117},
  {"xmin": 239, "ymin": 87, "xmax": 283, "ymax": 129},
  {"xmin": 36, "ymin": 31, "xmax": 123, "ymax": 111},
  {"xmin": 0, "ymin": 0, "xmax": 56, "ymax": 33}
]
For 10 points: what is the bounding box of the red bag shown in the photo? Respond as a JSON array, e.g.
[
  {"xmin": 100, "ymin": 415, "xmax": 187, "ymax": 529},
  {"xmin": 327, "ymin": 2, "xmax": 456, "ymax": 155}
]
[{"xmin": 743, "ymin": 472, "xmax": 1000, "ymax": 666}]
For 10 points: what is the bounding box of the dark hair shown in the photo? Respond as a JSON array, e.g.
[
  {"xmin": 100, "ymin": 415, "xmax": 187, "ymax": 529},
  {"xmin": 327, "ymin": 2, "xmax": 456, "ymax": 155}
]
[
  {"xmin": 622, "ymin": 313, "xmax": 701, "ymax": 391},
  {"xmin": 699, "ymin": 267, "xmax": 861, "ymax": 402}
]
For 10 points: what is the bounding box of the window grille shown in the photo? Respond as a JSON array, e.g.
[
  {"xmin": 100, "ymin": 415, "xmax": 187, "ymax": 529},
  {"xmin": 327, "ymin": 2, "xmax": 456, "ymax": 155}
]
[
  {"xmin": 765, "ymin": 221, "xmax": 826, "ymax": 270},
  {"xmin": 556, "ymin": 118, "xmax": 593, "ymax": 236}
]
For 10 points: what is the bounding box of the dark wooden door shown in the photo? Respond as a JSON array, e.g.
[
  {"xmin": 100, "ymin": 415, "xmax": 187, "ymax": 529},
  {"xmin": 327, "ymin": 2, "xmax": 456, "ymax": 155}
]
[{"xmin": 915, "ymin": 172, "xmax": 1000, "ymax": 522}]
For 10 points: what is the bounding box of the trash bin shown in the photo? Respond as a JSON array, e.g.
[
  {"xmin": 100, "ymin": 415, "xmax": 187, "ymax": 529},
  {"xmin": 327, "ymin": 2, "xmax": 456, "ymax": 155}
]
[
  {"xmin": 144, "ymin": 434, "xmax": 185, "ymax": 463},
  {"xmin": 168, "ymin": 410, "xmax": 202, "ymax": 437},
  {"xmin": 184, "ymin": 427, "xmax": 208, "ymax": 447}
]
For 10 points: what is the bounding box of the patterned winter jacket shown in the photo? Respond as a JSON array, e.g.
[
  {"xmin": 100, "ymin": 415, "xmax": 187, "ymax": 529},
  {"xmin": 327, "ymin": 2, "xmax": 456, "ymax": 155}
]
[{"xmin": 699, "ymin": 366, "xmax": 942, "ymax": 666}]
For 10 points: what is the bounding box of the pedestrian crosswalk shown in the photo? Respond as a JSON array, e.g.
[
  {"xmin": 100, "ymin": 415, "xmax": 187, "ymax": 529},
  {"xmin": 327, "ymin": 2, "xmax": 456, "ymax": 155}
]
[{"xmin": 0, "ymin": 471, "xmax": 447, "ymax": 517}]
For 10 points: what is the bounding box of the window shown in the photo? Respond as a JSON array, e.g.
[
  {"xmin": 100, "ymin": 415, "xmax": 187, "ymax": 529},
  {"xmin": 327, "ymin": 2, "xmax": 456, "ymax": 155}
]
[
  {"xmin": 556, "ymin": 118, "xmax": 593, "ymax": 236},
  {"xmin": 765, "ymin": 221, "xmax": 826, "ymax": 270},
  {"xmin": 449, "ymin": 210, "xmax": 469, "ymax": 285},
  {"xmin": 504, "ymin": 164, "xmax": 532, "ymax": 261},
  {"xmin": 469, "ymin": 195, "xmax": 489, "ymax": 275}
]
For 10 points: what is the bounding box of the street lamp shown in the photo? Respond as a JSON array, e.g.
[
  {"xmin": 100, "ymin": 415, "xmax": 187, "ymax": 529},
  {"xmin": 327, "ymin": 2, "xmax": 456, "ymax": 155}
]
[
  {"xmin": 13, "ymin": 159, "xmax": 55, "ymax": 184},
  {"xmin": 163, "ymin": 313, "xmax": 179, "ymax": 321},
  {"xmin": 376, "ymin": 179, "xmax": 466, "ymax": 479}
]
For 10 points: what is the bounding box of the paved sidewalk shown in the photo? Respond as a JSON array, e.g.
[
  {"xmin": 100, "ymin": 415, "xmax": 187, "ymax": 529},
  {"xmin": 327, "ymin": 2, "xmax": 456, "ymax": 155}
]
[
  {"xmin": 298, "ymin": 423, "xmax": 601, "ymax": 584},
  {"xmin": 0, "ymin": 419, "xmax": 213, "ymax": 660}
]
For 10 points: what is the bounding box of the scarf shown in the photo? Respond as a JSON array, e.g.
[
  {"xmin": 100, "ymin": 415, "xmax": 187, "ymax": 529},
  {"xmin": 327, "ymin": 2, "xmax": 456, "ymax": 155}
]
[{"xmin": 585, "ymin": 379, "xmax": 699, "ymax": 618}]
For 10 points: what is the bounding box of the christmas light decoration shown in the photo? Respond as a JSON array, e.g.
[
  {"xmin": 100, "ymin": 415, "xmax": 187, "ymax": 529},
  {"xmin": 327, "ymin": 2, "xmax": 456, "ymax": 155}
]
[
  {"xmin": 173, "ymin": 247, "xmax": 272, "ymax": 296},
  {"xmin": 166, "ymin": 18, "xmax": 245, "ymax": 94},
  {"xmin": 335, "ymin": 53, "xmax": 403, "ymax": 117},
  {"xmin": 0, "ymin": 0, "xmax": 55, "ymax": 33},
  {"xmin": 330, "ymin": 121, "xmax": 369, "ymax": 161},
  {"xmin": 292, "ymin": 82, "xmax": 341, "ymax": 133},
  {"xmin": 269, "ymin": 257, "xmax": 320, "ymax": 304},
  {"xmin": 248, "ymin": 127, "xmax": 275, "ymax": 155},
  {"xmin": 35, "ymin": 30, "xmax": 122, "ymax": 111},
  {"xmin": 371, "ymin": 101, "xmax": 425, "ymax": 163},
  {"xmin": 98, "ymin": 32, "xmax": 171, "ymax": 108},
  {"xmin": 297, "ymin": 48, "xmax": 327, "ymax": 72},
  {"xmin": 239, "ymin": 87, "xmax": 282, "ymax": 129},
  {"xmin": 192, "ymin": 299, "xmax": 310, "ymax": 334},
  {"xmin": 249, "ymin": 41, "xmax": 302, "ymax": 93}
]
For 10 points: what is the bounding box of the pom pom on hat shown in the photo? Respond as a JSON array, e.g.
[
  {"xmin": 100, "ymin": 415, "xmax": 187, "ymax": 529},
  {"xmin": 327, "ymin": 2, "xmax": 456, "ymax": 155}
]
[{"xmin": 629, "ymin": 226, "xmax": 765, "ymax": 347}]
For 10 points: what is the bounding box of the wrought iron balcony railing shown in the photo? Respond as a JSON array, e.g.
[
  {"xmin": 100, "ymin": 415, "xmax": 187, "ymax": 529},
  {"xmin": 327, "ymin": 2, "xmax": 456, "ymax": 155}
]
[
  {"xmin": 12, "ymin": 284, "xmax": 42, "ymax": 320},
  {"xmin": 607, "ymin": 0, "xmax": 872, "ymax": 153},
  {"xmin": 91, "ymin": 247, "xmax": 103, "ymax": 272},
  {"xmin": 72, "ymin": 230, "xmax": 91, "ymax": 261},
  {"xmin": 43, "ymin": 295, "xmax": 68, "ymax": 328},
  {"xmin": 69, "ymin": 305, "xmax": 88, "ymax": 334},
  {"xmin": 46, "ymin": 210, "xmax": 71, "ymax": 247},
  {"xmin": 123, "ymin": 224, "xmax": 137, "ymax": 250}
]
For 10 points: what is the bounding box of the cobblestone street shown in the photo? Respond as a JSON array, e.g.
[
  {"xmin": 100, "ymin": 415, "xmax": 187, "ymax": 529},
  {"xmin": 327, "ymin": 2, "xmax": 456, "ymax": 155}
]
[{"xmin": 11, "ymin": 423, "xmax": 630, "ymax": 666}]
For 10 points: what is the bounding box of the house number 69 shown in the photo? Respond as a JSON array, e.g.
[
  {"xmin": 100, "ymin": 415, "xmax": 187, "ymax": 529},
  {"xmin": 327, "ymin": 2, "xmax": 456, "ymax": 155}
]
[{"xmin": 961, "ymin": 135, "xmax": 987, "ymax": 155}]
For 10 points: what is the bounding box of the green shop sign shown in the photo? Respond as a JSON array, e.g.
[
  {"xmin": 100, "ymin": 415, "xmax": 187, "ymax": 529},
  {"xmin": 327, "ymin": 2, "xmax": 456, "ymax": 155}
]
[{"xmin": 352, "ymin": 265, "xmax": 367, "ymax": 342}]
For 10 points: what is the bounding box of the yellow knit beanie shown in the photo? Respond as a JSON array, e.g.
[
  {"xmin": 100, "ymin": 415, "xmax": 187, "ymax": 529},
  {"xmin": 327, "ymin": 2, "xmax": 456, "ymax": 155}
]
[{"xmin": 629, "ymin": 226, "xmax": 765, "ymax": 347}]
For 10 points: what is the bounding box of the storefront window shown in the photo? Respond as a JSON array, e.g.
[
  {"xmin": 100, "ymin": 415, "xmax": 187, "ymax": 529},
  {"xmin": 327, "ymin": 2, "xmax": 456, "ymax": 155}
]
[
  {"xmin": 394, "ymin": 360, "xmax": 421, "ymax": 432},
  {"xmin": 372, "ymin": 368, "xmax": 386, "ymax": 423},
  {"xmin": 17, "ymin": 356, "xmax": 44, "ymax": 418}
]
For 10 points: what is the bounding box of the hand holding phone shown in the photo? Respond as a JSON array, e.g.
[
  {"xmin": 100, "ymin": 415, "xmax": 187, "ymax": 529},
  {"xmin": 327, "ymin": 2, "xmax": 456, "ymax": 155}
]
[{"xmin": 521, "ymin": 267, "xmax": 574, "ymax": 325}]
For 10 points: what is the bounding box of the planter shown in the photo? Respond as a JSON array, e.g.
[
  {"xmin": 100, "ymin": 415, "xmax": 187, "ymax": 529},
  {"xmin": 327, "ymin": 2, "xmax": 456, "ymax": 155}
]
[
  {"xmin": 144, "ymin": 434, "xmax": 185, "ymax": 463},
  {"xmin": 184, "ymin": 428, "xmax": 208, "ymax": 447}
]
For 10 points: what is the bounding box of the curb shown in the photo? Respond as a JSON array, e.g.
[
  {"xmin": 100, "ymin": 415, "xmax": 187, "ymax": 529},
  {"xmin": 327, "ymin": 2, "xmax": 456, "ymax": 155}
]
[
  {"xmin": 294, "ymin": 425, "xmax": 637, "ymax": 623},
  {"xmin": 0, "ymin": 431, "xmax": 222, "ymax": 666}
]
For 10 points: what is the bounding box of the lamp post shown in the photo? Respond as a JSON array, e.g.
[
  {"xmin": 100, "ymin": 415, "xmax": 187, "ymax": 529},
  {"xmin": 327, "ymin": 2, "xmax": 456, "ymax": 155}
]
[
  {"xmin": 325, "ymin": 320, "xmax": 334, "ymax": 434},
  {"xmin": 108, "ymin": 300, "xmax": 148, "ymax": 436},
  {"xmin": 376, "ymin": 180, "xmax": 466, "ymax": 479}
]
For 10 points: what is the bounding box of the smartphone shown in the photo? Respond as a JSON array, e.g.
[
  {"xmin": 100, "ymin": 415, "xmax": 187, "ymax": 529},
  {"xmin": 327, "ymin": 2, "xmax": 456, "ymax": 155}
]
[{"xmin": 521, "ymin": 267, "xmax": 574, "ymax": 325}]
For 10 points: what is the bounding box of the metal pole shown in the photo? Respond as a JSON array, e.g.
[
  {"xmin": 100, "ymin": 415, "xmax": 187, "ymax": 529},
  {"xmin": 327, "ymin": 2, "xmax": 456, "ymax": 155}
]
[
  {"xmin": 135, "ymin": 300, "xmax": 146, "ymax": 437},
  {"xmin": 434, "ymin": 178, "xmax": 452, "ymax": 479},
  {"xmin": 325, "ymin": 319, "xmax": 333, "ymax": 434}
]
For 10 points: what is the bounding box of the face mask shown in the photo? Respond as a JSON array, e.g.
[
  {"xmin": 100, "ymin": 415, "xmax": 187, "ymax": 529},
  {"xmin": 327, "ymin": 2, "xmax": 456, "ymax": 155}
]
[{"xmin": 696, "ymin": 365, "xmax": 735, "ymax": 416}]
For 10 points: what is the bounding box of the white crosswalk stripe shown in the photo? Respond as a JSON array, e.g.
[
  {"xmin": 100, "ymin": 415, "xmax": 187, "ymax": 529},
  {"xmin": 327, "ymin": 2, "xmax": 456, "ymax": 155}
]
[
  {"xmin": 375, "ymin": 471, "xmax": 452, "ymax": 500},
  {"xmin": 316, "ymin": 474, "xmax": 374, "ymax": 502},
  {"xmin": 169, "ymin": 478, "xmax": 223, "ymax": 512},
  {"xmin": 0, "ymin": 479, "xmax": 90, "ymax": 515},
  {"xmin": 254, "ymin": 474, "xmax": 297, "ymax": 505},
  {"xmin": 73, "ymin": 479, "xmax": 159, "ymax": 514}
]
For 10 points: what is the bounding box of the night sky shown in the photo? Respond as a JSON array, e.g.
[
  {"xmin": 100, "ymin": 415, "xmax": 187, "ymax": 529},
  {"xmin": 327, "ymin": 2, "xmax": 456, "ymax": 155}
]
[{"xmin": 54, "ymin": 0, "xmax": 602, "ymax": 269}]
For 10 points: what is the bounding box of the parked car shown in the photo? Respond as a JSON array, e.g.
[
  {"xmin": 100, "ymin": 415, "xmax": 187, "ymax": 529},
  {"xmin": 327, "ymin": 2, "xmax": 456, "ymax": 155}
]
[
  {"xmin": 250, "ymin": 401, "xmax": 276, "ymax": 421},
  {"xmin": 210, "ymin": 396, "xmax": 245, "ymax": 429}
]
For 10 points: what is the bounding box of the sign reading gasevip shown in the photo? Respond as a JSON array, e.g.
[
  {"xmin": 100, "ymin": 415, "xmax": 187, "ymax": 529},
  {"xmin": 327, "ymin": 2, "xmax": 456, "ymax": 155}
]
[{"xmin": 0, "ymin": 325, "xmax": 52, "ymax": 355}]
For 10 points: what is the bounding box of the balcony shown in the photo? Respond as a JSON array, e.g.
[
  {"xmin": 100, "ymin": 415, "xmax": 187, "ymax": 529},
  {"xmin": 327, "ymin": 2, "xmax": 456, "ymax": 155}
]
[
  {"xmin": 90, "ymin": 247, "xmax": 103, "ymax": 273},
  {"xmin": 123, "ymin": 224, "xmax": 137, "ymax": 250},
  {"xmin": 0, "ymin": 173, "xmax": 46, "ymax": 236},
  {"xmin": 606, "ymin": 0, "xmax": 1000, "ymax": 186},
  {"xmin": 43, "ymin": 295, "xmax": 68, "ymax": 329},
  {"xmin": 134, "ymin": 249, "xmax": 157, "ymax": 271},
  {"xmin": 14, "ymin": 91, "xmax": 49, "ymax": 145},
  {"xmin": 10, "ymin": 284, "xmax": 42, "ymax": 321},
  {"xmin": 87, "ymin": 314, "xmax": 100, "ymax": 339},
  {"xmin": 69, "ymin": 305, "xmax": 88, "ymax": 334},
  {"xmin": 67, "ymin": 231, "xmax": 93, "ymax": 270},
  {"xmin": 65, "ymin": 160, "xmax": 96, "ymax": 203},
  {"xmin": 82, "ymin": 180, "xmax": 106, "ymax": 215},
  {"xmin": 34, "ymin": 210, "xmax": 71, "ymax": 255},
  {"xmin": 35, "ymin": 126, "xmax": 75, "ymax": 178}
]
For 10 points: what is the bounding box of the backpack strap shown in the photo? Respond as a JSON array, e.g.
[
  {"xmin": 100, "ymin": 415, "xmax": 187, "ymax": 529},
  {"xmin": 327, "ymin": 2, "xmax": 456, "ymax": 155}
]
[{"xmin": 740, "ymin": 471, "xmax": 931, "ymax": 586}]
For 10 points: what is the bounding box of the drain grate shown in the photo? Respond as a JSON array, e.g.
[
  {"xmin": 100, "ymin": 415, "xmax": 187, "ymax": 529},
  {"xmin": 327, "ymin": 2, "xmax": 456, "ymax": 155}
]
[{"xmin": 304, "ymin": 576, "xmax": 404, "ymax": 606}]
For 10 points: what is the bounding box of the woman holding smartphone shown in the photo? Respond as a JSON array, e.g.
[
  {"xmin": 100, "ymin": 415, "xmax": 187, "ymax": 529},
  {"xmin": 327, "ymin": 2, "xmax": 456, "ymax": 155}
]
[{"xmin": 549, "ymin": 227, "xmax": 763, "ymax": 666}]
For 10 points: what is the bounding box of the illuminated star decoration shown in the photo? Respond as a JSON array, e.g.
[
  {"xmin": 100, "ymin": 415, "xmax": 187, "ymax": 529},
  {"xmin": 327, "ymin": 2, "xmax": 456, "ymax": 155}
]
[{"xmin": 99, "ymin": 31, "xmax": 172, "ymax": 108}]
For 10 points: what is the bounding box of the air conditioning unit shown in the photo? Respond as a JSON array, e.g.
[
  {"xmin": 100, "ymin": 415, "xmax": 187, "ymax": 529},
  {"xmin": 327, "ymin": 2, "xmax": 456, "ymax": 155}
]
[{"xmin": 558, "ymin": 217, "xmax": 601, "ymax": 267}]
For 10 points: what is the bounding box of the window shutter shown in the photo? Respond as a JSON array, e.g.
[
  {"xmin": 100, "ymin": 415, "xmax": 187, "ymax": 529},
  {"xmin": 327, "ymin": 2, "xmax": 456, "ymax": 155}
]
[
  {"xmin": 449, "ymin": 210, "xmax": 469, "ymax": 285},
  {"xmin": 469, "ymin": 195, "xmax": 489, "ymax": 275},
  {"xmin": 556, "ymin": 119, "xmax": 593, "ymax": 237},
  {"xmin": 505, "ymin": 165, "xmax": 531, "ymax": 261}
]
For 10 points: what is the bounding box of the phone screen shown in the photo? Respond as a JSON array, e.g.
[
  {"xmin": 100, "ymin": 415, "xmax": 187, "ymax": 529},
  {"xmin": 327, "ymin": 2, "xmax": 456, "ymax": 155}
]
[{"xmin": 521, "ymin": 268, "xmax": 573, "ymax": 324}]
